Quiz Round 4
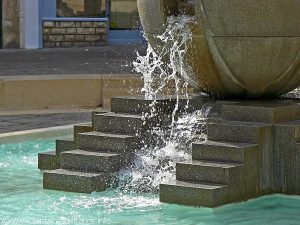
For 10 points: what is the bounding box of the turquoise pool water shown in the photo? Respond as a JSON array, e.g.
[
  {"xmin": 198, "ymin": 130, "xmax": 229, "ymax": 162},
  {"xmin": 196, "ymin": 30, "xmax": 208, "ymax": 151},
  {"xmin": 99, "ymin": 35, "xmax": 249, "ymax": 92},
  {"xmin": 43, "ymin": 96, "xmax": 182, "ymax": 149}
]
[{"xmin": 1, "ymin": 138, "xmax": 300, "ymax": 225}]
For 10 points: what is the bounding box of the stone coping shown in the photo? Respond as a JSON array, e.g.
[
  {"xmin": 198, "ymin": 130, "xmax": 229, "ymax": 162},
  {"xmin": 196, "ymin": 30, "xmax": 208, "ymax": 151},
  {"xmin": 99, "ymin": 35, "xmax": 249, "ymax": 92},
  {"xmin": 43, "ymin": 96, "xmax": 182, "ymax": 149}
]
[
  {"xmin": 0, "ymin": 74, "xmax": 142, "ymax": 109},
  {"xmin": 0, "ymin": 106, "xmax": 102, "ymax": 116},
  {"xmin": 42, "ymin": 17, "xmax": 109, "ymax": 22},
  {"xmin": 0, "ymin": 74, "xmax": 140, "ymax": 81},
  {"xmin": 0, "ymin": 125, "xmax": 73, "ymax": 145}
]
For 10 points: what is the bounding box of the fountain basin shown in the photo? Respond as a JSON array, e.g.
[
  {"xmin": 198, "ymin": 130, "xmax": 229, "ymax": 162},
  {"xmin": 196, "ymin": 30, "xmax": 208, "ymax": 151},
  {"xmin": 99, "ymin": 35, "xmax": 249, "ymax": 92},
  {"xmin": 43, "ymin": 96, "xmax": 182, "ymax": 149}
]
[
  {"xmin": 137, "ymin": 0, "xmax": 300, "ymax": 98},
  {"xmin": 2, "ymin": 123, "xmax": 300, "ymax": 224}
]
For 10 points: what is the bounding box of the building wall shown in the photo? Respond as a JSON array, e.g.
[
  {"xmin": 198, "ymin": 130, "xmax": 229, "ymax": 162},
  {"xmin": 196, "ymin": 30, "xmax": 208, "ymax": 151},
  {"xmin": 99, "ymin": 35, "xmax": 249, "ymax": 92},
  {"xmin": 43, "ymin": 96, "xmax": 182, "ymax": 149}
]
[
  {"xmin": 2, "ymin": 0, "xmax": 20, "ymax": 48},
  {"xmin": 43, "ymin": 20, "xmax": 107, "ymax": 48}
]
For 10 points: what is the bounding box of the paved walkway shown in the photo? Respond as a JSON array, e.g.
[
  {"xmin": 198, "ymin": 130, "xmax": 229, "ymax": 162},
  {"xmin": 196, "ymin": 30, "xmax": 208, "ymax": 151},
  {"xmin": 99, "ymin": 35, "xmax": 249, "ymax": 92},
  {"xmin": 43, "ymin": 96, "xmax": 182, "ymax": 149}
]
[
  {"xmin": 0, "ymin": 107, "xmax": 108, "ymax": 134},
  {"xmin": 0, "ymin": 113, "xmax": 89, "ymax": 134},
  {"xmin": 0, "ymin": 44, "xmax": 146, "ymax": 76},
  {"xmin": 0, "ymin": 44, "xmax": 145, "ymax": 133}
]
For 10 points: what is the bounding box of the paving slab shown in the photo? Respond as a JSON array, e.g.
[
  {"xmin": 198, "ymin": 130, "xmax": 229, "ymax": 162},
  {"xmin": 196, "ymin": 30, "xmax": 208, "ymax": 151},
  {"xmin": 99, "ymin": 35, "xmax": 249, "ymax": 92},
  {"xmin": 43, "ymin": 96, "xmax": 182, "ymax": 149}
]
[
  {"xmin": 0, "ymin": 45, "xmax": 146, "ymax": 76},
  {"xmin": 0, "ymin": 108, "xmax": 105, "ymax": 134}
]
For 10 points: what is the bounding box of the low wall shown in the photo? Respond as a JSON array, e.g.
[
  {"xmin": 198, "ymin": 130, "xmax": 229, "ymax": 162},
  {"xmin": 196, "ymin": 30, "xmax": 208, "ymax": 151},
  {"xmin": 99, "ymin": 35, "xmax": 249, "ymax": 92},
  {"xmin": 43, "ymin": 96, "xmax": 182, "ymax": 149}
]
[
  {"xmin": 0, "ymin": 74, "xmax": 141, "ymax": 109},
  {"xmin": 42, "ymin": 18, "xmax": 108, "ymax": 48},
  {"xmin": 0, "ymin": 74, "xmax": 194, "ymax": 109}
]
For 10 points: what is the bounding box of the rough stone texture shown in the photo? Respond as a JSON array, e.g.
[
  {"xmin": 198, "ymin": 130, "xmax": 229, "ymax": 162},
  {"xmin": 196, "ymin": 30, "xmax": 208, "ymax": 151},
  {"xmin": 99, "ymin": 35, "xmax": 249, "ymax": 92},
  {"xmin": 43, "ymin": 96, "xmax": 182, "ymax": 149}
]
[
  {"xmin": 207, "ymin": 121, "xmax": 270, "ymax": 144},
  {"xmin": 77, "ymin": 131, "xmax": 138, "ymax": 154},
  {"xmin": 137, "ymin": 0, "xmax": 300, "ymax": 98},
  {"xmin": 1, "ymin": 0, "xmax": 20, "ymax": 48},
  {"xmin": 176, "ymin": 160, "xmax": 243, "ymax": 184},
  {"xmin": 95, "ymin": 28, "xmax": 106, "ymax": 34},
  {"xmin": 0, "ymin": 112, "xmax": 91, "ymax": 134},
  {"xmin": 51, "ymin": 28, "xmax": 67, "ymax": 35},
  {"xmin": 73, "ymin": 122, "xmax": 93, "ymax": 141},
  {"xmin": 192, "ymin": 141, "xmax": 258, "ymax": 164},
  {"xmin": 110, "ymin": 95, "xmax": 198, "ymax": 115},
  {"xmin": 94, "ymin": 113, "xmax": 144, "ymax": 135},
  {"xmin": 56, "ymin": 139, "xmax": 77, "ymax": 155},
  {"xmin": 36, "ymin": 95, "xmax": 300, "ymax": 205},
  {"xmin": 1, "ymin": 77, "xmax": 103, "ymax": 108},
  {"xmin": 160, "ymin": 180, "xmax": 228, "ymax": 208},
  {"xmin": 39, "ymin": 96, "xmax": 147, "ymax": 193},
  {"xmin": 61, "ymin": 150, "xmax": 125, "ymax": 173},
  {"xmin": 273, "ymin": 121, "xmax": 300, "ymax": 193},
  {"xmin": 38, "ymin": 151, "xmax": 59, "ymax": 170},
  {"xmin": 0, "ymin": 45, "xmax": 146, "ymax": 76},
  {"xmin": 160, "ymin": 100, "xmax": 300, "ymax": 208},
  {"xmin": 39, "ymin": 95, "xmax": 190, "ymax": 194},
  {"xmin": 43, "ymin": 169, "xmax": 112, "ymax": 193},
  {"xmin": 222, "ymin": 100, "xmax": 300, "ymax": 123},
  {"xmin": 43, "ymin": 21, "xmax": 107, "ymax": 48}
]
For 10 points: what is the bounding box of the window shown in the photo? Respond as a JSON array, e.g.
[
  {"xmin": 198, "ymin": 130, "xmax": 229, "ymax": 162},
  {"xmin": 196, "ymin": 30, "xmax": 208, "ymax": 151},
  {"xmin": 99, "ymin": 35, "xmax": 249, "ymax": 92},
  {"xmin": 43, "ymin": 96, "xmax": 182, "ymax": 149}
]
[
  {"xmin": 57, "ymin": 0, "xmax": 106, "ymax": 17},
  {"xmin": 109, "ymin": 0, "xmax": 140, "ymax": 30},
  {"xmin": 56, "ymin": 0, "xmax": 141, "ymax": 30}
]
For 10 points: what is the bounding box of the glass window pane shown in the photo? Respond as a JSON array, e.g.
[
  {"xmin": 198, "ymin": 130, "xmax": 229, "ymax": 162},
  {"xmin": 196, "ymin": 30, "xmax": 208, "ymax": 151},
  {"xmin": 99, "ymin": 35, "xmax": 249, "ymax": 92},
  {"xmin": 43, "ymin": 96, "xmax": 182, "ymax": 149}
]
[
  {"xmin": 57, "ymin": 0, "xmax": 106, "ymax": 17},
  {"xmin": 110, "ymin": 0, "xmax": 140, "ymax": 30}
]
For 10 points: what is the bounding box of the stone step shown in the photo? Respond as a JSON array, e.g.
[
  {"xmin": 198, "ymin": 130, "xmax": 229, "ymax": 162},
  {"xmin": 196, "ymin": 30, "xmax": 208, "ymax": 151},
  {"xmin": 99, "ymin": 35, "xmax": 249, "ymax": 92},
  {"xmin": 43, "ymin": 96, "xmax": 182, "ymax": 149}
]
[
  {"xmin": 276, "ymin": 120, "xmax": 300, "ymax": 142},
  {"xmin": 296, "ymin": 143, "xmax": 300, "ymax": 153},
  {"xmin": 77, "ymin": 131, "xmax": 138, "ymax": 154},
  {"xmin": 160, "ymin": 180, "xmax": 228, "ymax": 208},
  {"xmin": 91, "ymin": 110, "xmax": 109, "ymax": 125},
  {"xmin": 38, "ymin": 151, "xmax": 59, "ymax": 170},
  {"xmin": 222, "ymin": 101, "xmax": 300, "ymax": 124},
  {"xmin": 94, "ymin": 112, "xmax": 143, "ymax": 134},
  {"xmin": 43, "ymin": 169, "xmax": 111, "ymax": 193},
  {"xmin": 176, "ymin": 160, "xmax": 243, "ymax": 185},
  {"xmin": 56, "ymin": 139, "xmax": 76, "ymax": 155},
  {"xmin": 192, "ymin": 140, "xmax": 258, "ymax": 163},
  {"xmin": 74, "ymin": 122, "xmax": 93, "ymax": 140},
  {"xmin": 61, "ymin": 150, "xmax": 124, "ymax": 173},
  {"xmin": 110, "ymin": 96, "xmax": 185, "ymax": 115},
  {"xmin": 207, "ymin": 120, "xmax": 269, "ymax": 143}
]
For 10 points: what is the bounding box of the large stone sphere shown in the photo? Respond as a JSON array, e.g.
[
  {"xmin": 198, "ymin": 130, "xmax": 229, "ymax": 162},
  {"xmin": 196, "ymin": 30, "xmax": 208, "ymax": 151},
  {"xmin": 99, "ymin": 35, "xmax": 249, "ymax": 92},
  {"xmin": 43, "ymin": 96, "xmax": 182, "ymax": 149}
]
[{"xmin": 137, "ymin": 0, "xmax": 300, "ymax": 98}]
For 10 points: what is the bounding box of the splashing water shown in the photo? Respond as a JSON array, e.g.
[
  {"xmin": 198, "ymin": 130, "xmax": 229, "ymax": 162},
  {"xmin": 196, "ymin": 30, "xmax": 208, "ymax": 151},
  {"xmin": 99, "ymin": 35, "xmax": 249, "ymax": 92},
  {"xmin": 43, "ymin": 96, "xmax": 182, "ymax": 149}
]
[
  {"xmin": 290, "ymin": 88, "xmax": 300, "ymax": 97},
  {"xmin": 133, "ymin": 15, "xmax": 197, "ymax": 100},
  {"xmin": 134, "ymin": 14, "xmax": 199, "ymax": 135},
  {"xmin": 116, "ymin": 15, "xmax": 212, "ymax": 193},
  {"xmin": 117, "ymin": 108, "xmax": 210, "ymax": 193}
]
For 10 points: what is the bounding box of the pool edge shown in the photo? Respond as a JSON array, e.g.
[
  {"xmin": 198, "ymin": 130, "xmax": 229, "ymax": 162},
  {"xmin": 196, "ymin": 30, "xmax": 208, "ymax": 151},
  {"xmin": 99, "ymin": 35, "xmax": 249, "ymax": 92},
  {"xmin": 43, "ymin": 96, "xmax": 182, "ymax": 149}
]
[{"xmin": 0, "ymin": 125, "xmax": 73, "ymax": 144}]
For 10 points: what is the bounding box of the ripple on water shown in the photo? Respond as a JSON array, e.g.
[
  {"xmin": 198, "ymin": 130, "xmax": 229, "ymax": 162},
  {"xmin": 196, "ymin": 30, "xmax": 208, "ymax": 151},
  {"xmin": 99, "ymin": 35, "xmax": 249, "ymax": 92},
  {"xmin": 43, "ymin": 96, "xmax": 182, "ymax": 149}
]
[
  {"xmin": 0, "ymin": 162, "xmax": 9, "ymax": 168},
  {"xmin": 1, "ymin": 138, "xmax": 300, "ymax": 224}
]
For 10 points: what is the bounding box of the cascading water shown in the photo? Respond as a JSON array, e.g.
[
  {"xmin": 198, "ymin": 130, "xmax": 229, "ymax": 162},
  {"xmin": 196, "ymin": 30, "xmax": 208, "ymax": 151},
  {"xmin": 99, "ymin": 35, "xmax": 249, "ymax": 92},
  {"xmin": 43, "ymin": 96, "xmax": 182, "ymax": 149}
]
[
  {"xmin": 289, "ymin": 88, "xmax": 300, "ymax": 98},
  {"xmin": 117, "ymin": 108, "xmax": 210, "ymax": 193},
  {"xmin": 116, "ymin": 15, "xmax": 211, "ymax": 193},
  {"xmin": 133, "ymin": 15, "xmax": 198, "ymax": 100}
]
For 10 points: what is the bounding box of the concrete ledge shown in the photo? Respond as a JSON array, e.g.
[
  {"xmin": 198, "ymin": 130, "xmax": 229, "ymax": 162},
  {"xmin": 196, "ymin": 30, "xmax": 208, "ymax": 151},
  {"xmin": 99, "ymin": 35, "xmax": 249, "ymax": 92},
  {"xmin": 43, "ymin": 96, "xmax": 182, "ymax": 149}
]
[
  {"xmin": 0, "ymin": 125, "xmax": 73, "ymax": 144},
  {"xmin": 0, "ymin": 74, "xmax": 141, "ymax": 109},
  {"xmin": 0, "ymin": 74, "xmax": 194, "ymax": 109}
]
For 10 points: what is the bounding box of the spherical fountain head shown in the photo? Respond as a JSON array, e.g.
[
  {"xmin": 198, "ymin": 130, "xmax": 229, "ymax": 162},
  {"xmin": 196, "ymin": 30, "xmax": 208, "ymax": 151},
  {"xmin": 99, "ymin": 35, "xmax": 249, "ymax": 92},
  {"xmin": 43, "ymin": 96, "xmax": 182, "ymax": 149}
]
[
  {"xmin": 137, "ymin": 0, "xmax": 300, "ymax": 99},
  {"xmin": 177, "ymin": 0, "xmax": 195, "ymax": 16}
]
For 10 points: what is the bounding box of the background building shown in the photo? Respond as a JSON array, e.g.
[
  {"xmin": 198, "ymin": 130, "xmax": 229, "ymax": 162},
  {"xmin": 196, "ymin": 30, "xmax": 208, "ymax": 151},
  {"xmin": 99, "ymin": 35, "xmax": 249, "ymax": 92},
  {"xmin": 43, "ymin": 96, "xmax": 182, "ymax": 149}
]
[
  {"xmin": 0, "ymin": 0, "xmax": 144, "ymax": 49},
  {"xmin": 1, "ymin": 0, "xmax": 20, "ymax": 49}
]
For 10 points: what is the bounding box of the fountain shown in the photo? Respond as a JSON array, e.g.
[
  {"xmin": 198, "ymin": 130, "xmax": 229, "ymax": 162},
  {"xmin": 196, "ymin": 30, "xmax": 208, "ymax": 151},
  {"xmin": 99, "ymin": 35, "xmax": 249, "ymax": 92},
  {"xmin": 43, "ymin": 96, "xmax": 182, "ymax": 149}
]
[
  {"xmin": 138, "ymin": 0, "xmax": 300, "ymax": 98},
  {"xmin": 137, "ymin": 0, "xmax": 300, "ymax": 207},
  {"xmin": 38, "ymin": 0, "xmax": 300, "ymax": 209}
]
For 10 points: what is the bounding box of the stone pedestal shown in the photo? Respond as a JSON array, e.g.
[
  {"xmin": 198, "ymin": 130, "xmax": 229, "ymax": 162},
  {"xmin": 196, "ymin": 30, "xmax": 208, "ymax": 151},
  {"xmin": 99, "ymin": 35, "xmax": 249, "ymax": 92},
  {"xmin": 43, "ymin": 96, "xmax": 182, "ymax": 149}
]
[
  {"xmin": 39, "ymin": 96, "xmax": 194, "ymax": 193},
  {"xmin": 160, "ymin": 99, "xmax": 300, "ymax": 207}
]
